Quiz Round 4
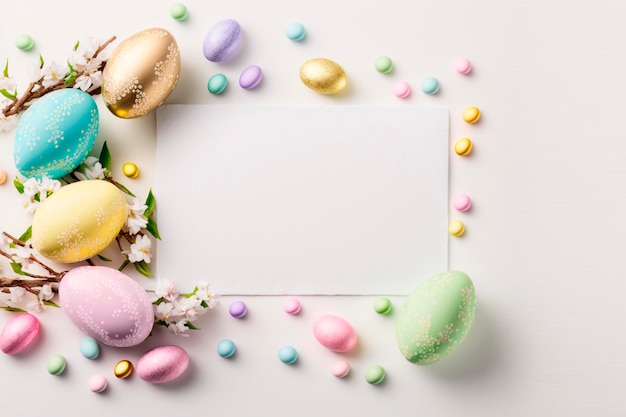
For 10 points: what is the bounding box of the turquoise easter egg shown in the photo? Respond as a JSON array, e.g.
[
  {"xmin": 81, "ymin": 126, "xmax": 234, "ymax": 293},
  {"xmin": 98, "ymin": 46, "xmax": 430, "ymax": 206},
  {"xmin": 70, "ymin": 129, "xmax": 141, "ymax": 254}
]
[
  {"xmin": 395, "ymin": 270, "xmax": 476, "ymax": 365},
  {"xmin": 14, "ymin": 89, "xmax": 99, "ymax": 179}
]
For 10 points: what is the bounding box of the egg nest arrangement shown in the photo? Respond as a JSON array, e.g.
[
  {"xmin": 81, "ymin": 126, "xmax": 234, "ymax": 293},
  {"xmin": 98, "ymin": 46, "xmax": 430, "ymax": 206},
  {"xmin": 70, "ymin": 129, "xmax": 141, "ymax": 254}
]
[{"xmin": 0, "ymin": 11, "xmax": 480, "ymax": 392}]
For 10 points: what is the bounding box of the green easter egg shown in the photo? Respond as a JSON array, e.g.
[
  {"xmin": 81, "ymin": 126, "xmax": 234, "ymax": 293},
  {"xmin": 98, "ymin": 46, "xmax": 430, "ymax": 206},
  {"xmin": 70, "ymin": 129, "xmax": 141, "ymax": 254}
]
[{"xmin": 395, "ymin": 270, "xmax": 476, "ymax": 365}]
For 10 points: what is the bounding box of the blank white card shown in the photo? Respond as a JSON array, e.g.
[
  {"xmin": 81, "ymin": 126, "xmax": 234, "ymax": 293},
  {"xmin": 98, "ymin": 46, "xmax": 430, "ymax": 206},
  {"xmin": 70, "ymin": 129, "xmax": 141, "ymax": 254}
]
[{"xmin": 155, "ymin": 105, "xmax": 448, "ymax": 295}]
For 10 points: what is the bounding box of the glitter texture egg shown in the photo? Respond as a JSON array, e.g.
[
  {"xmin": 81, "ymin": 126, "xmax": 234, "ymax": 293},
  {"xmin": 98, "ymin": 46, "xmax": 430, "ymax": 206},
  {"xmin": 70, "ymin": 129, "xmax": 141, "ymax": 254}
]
[
  {"xmin": 395, "ymin": 270, "xmax": 476, "ymax": 365},
  {"xmin": 59, "ymin": 266, "xmax": 154, "ymax": 348},
  {"xmin": 299, "ymin": 58, "xmax": 348, "ymax": 95},
  {"xmin": 202, "ymin": 19, "xmax": 242, "ymax": 62},
  {"xmin": 312, "ymin": 314, "xmax": 357, "ymax": 352},
  {"xmin": 137, "ymin": 345, "xmax": 189, "ymax": 383},
  {"xmin": 31, "ymin": 180, "xmax": 128, "ymax": 263},
  {"xmin": 102, "ymin": 28, "xmax": 180, "ymax": 119},
  {"xmin": 14, "ymin": 89, "xmax": 98, "ymax": 179},
  {"xmin": 0, "ymin": 313, "xmax": 41, "ymax": 355}
]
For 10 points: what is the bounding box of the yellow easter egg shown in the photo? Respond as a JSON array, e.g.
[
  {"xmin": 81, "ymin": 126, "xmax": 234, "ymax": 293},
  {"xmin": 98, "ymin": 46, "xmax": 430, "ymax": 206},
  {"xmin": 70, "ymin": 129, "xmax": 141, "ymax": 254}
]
[
  {"xmin": 299, "ymin": 58, "xmax": 348, "ymax": 95},
  {"xmin": 31, "ymin": 180, "xmax": 128, "ymax": 263},
  {"xmin": 102, "ymin": 28, "xmax": 181, "ymax": 119}
]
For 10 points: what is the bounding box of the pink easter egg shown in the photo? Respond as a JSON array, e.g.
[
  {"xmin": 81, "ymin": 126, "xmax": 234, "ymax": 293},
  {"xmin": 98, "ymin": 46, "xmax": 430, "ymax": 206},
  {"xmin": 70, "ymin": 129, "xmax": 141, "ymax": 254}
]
[
  {"xmin": 0, "ymin": 313, "xmax": 41, "ymax": 355},
  {"xmin": 137, "ymin": 345, "xmax": 190, "ymax": 384},
  {"xmin": 312, "ymin": 314, "xmax": 357, "ymax": 352},
  {"xmin": 59, "ymin": 266, "xmax": 154, "ymax": 348}
]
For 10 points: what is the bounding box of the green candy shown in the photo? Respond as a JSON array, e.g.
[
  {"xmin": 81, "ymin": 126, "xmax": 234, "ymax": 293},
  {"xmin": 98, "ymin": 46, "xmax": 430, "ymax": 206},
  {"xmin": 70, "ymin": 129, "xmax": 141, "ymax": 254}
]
[
  {"xmin": 207, "ymin": 73, "xmax": 228, "ymax": 95},
  {"xmin": 169, "ymin": 3, "xmax": 188, "ymax": 21},
  {"xmin": 47, "ymin": 354, "xmax": 67, "ymax": 375},
  {"xmin": 365, "ymin": 365, "xmax": 385, "ymax": 384},
  {"xmin": 374, "ymin": 56, "xmax": 393, "ymax": 74},
  {"xmin": 15, "ymin": 34, "xmax": 34, "ymax": 51},
  {"xmin": 373, "ymin": 297, "xmax": 392, "ymax": 315},
  {"xmin": 395, "ymin": 270, "xmax": 476, "ymax": 365}
]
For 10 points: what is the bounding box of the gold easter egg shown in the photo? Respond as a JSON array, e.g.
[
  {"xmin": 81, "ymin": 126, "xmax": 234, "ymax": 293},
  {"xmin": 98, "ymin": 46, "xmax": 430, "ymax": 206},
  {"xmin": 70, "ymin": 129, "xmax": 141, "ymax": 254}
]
[
  {"xmin": 114, "ymin": 359, "xmax": 134, "ymax": 379},
  {"xmin": 299, "ymin": 58, "xmax": 348, "ymax": 95},
  {"xmin": 102, "ymin": 28, "xmax": 181, "ymax": 119}
]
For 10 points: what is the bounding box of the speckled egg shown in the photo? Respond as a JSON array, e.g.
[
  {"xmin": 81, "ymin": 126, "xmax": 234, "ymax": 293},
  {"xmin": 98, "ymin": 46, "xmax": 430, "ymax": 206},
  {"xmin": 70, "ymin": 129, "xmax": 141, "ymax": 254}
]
[
  {"xmin": 13, "ymin": 89, "xmax": 98, "ymax": 179},
  {"xmin": 102, "ymin": 28, "xmax": 180, "ymax": 119},
  {"xmin": 396, "ymin": 270, "xmax": 476, "ymax": 365},
  {"xmin": 203, "ymin": 19, "xmax": 241, "ymax": 62},
  {"xmin": 0, "ymin": 313, "xmax": 41, "ymax": 355},
  {"xmin": 31, "ymin": 180, "xmax": 128, "ymax": 263},
  {"xmin": 313, "ymin": 314, "xmax": 357, "ymax": 352},
  {"xmin": 137, "ymin": 345, "xmax": 189, "ymax": 383},
  {"xmin": 299, "ymin": 58, "xmax": 348, "ymax": 95},
  {"xmin": 59, "ymin": 266, "xmax": 154, "ymax": 348}
]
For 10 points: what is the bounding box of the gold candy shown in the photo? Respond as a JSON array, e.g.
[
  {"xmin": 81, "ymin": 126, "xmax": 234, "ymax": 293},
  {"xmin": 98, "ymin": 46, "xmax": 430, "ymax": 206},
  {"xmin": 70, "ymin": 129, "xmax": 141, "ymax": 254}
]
[
  {"xmin": 114, "ymin": 359, "xmax": 134, "ymax": 379},
  {"xmin": 299, "ymin": 58, "xmax": 347, "ymax": 95},
  {"xmin": 102, "ymin": 28, "xmax": 181, "ymax": 119},
  {"xmin": 122, "ymin": 162, "xmax": 139, "ymax": 178},
  {"xmin": 454, "ymin": 137, "xmax": 473, "ymax": 156}
]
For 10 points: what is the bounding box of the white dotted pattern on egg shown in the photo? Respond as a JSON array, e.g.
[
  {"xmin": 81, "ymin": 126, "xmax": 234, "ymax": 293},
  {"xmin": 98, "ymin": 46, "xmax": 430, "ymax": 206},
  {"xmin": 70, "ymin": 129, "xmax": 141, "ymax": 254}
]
[
  {"xmin": 14, "ymin": 89, "xmax": 99, "ymax": 179},
  {"xmin": 59, "ymin": 266, "xmax": 154, "ymax": 348}
]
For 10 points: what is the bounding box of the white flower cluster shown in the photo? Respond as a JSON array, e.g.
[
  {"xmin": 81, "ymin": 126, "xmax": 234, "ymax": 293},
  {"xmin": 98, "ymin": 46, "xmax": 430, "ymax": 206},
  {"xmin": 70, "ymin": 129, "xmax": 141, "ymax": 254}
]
[
  {"xmin": 151, "ymin": 278, "xmax": 218, "ymax": 336},
  {"xmin": 0, "ymin": 236, "xmax": 55, "ymax": 312},
  {"xmin": 73, "ymin": 156, "xmax": 107, "ymax": 181},
  {"xmin": 19, "ymin": 177, "xmax": 61, "ymax": 214},
  {"xmin": 0, "ymin": 75, "xmax": 18, "ymax": 132}
]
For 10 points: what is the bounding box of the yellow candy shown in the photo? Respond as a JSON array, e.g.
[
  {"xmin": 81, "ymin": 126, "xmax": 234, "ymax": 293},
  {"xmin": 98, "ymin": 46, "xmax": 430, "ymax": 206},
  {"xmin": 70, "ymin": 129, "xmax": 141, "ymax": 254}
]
[
  {"xmin": 448, "ymin": 219, "xmax": 465, "ymax": 237},
  {"xmin": 0, "ymin": 169, "xmax": 6, "ymax": 185},
  {"xmin": 299, "ymin": 58, "xmax": 348, "ymax": 95},
  {"xmin": 114, "ymin": 359, "xmax": 134, "ymax": 379},
  {"xmin": 454, "ymin": 137, "xmax": 473, "ymax": 156},
  {"xmin": 462, "ymin": 106, "xmax": 481, "ymax": 124},
  {"xmin": 123, "ymin": 162, "xmax": 139, "ymax": 178}
]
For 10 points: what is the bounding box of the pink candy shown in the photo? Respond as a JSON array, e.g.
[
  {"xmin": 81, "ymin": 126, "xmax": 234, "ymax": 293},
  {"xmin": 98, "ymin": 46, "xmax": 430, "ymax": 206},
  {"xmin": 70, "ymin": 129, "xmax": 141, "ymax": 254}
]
[
  {"xmin": 393, "ymin": 81, "xmax": 411, "ymax": 98},
  {"xmin": 453, "ymin": 193, "xmax": 472, "ymax": 212},
  {"xmin": 0, "ymin": 313, "xmax": 40, "ymax": 355},
  {"xmin": 312, "ymin": 314, "xmax": 357, "ymax": 352},
  {"xmin": 455, "ymin": 57, "xmax": 472, "ymax": 75},
  {"xmin": 137, "ymin": 345, "xmax": 190, "ymax": 384}
]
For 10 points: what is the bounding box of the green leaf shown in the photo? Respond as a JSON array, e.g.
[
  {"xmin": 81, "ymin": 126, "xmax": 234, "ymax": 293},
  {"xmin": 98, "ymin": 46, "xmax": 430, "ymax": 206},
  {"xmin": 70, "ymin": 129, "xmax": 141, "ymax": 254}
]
[
  {"xmin": 13, "ymin": 177, "xmax": 24, "ymax": 194},
  {"xmin": 74, "ymin": 40, "xmax": 80, "ymax": 51},
  {"xmin": 144, "ymin": 189, "xmax": 156, "ymax": 218},
  {"xmin": 18, "ymin": 226, "xmax": 32, "ymax": 243},
  {"xmin": 185, "ymin": 321, "xmax": 200, "ymax": 330},
  {"xmin": 117, "ymin": 259, "xmax": 130, "ymax": 271},
  {"xmin": 134, "ymin": 261, "xmax": 152, "ymax": 278},
  {"xmin": 39, "ymin": 54, "xmax": 44, "ymax": 68},
  {"xmin": 3, "ymin": 59, "xmax": 8, "ymax": 77},
  {"xmin": 0, "ymin": 89, "xmax": 17, "ymax": 100},
  {"xmin": 0, "ymin": 306, "xmax": 26, "ymax": 313},
  {"xmin": 152, "ymin": 297, "xmax": 164, "ymax": 306},
  {"xmin": 99, "ymin": 141, "xmax": 112, "ymax": 171},
  {"xmin": 114, "ymin": 181, "xmax": 136, "ymax": 197},
  {"xmin": 42, "ymin": 300, "xmax": 60, "ymax": 308},
  {"xmin": 97, "ymin": 254, "xmax": 112, "ymax": 262},
  {"xmin": 10, "ymin": 262, "xmax": 27, "ymax": 276},
  {"xmin": 146, "ymin": 217, "xmax": 161, "ymax": 240}
]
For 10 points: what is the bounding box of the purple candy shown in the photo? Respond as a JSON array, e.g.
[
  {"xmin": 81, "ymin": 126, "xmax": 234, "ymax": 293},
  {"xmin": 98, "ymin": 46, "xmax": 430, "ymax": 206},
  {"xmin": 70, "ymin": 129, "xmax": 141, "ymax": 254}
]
[
  {"xmin": 229, "ymin": 300, "xmax": 247, "ymax": 318},
  {"xmin": 203, "ymin": 19, "xmax": 241, "ymax": 62},
  {"xmin": 239, "ymin": 65, "xmax": 263, "ymax": 89}
]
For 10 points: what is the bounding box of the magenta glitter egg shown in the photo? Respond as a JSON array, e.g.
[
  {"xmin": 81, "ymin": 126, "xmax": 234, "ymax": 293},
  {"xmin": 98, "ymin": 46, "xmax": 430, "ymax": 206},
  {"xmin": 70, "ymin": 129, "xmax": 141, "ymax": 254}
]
[
  {"xmin": 137, "ymin": 345, "xmax": 190, "ymax": 384},
  {"xmin": 0, "ymin": 313, "xmax": 40, "ymax": 355}
]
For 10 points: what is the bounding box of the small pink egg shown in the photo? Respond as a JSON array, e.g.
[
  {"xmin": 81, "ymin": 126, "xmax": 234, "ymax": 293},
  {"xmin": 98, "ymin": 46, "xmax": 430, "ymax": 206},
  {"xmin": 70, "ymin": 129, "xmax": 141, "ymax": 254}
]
[
  {"xmin": 454, "ymin": 57, "xmax": 472, "ymax": 75},
  {"xmin": 137, "ymin": 345, "xmax": 189, "ymax": 384},
  {"xmin": 0, "ymin": 313, "xmax": 40, "ymax": 355},
  {"xmin": 331, "ymin": 360, "xmax": 351, "ymax": 378},
  {"xmin": 283, "ymin": 297, "xmax": 301, "ymax": 315},
  {"xmin": 312, "ymin": 314, "xmax": 357, "ymax": 352},
  {"xmin": 89, "ymin": 374, "xmax": 108, "ymax": 393},
  {"xmin": 452, "ymin": 193, "xmax": 472, "ymax": 212},
  {"xmin": 393, "ymin": 81, "xmax": 411, "ymax": 99}
]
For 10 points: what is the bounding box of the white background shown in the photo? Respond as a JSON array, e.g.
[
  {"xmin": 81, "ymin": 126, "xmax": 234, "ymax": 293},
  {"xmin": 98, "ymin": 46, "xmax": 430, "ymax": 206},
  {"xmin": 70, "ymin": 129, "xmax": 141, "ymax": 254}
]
[{"xmin": 0, "ymin": 0, "xmax": 625, "ymax": 415}]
